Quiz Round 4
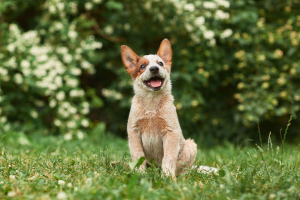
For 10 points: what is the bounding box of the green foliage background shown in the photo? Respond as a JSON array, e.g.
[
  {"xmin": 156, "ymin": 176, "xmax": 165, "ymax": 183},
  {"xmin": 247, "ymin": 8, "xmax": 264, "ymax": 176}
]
[{"xmin": 0, "ymin": 0, "xmax": 300, "ymax": 141}]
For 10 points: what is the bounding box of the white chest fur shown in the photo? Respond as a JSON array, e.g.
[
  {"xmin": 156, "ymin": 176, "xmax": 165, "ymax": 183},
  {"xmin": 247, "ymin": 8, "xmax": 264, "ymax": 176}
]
[{"xmin": 141, "ymin": 129, "xmax": 164, "ymax": 167}]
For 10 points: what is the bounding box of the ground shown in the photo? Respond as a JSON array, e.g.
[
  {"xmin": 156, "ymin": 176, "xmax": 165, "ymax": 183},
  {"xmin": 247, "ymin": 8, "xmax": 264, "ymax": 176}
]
[{"xmin": 0, "ymin": 130, "xmax": 299, "ymax": 200}]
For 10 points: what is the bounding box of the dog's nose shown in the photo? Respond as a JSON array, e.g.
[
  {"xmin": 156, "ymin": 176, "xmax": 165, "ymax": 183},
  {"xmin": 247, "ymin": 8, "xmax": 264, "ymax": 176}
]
[{"xmin": 150, "ymin": 66, "xmax": 159, "ymax": 74}]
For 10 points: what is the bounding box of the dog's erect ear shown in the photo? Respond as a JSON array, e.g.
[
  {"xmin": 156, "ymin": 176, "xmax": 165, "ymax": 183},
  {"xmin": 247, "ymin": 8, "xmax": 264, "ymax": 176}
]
[
  {"xmin": 121, "ymin": 45, "xmax": 139, "ymax": 75},
  {"xmin": 157, "ymin": 39, "xmax": 172, "ymax": 70}
]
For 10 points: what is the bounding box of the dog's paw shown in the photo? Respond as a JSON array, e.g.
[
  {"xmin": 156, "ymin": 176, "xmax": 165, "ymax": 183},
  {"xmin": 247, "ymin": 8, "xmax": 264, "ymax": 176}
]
[
  {"xmin": 162, "ymin": 167, "xmax": 176, "ymax": 181},
  {"xmin": 196, "ymin": 165, "xmax": 219, "ymax": 174}
]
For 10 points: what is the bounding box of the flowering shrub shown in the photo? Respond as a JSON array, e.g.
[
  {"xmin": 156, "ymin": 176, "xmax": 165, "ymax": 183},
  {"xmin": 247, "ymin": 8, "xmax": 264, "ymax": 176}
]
[
  {"xmin": 1, "ymin": 0, "xmax": 299, "ymax": 140},
  {"xmin": 0, "ymin": 0, "xmax": 103, "ymax": 139}
]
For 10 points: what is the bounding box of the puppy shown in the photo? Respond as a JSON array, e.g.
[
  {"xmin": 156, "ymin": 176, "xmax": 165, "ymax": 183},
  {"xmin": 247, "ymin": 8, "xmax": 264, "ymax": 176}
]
[{"xmin": 121, "ymin": 39, "xmax": 197, "ymax": 179}]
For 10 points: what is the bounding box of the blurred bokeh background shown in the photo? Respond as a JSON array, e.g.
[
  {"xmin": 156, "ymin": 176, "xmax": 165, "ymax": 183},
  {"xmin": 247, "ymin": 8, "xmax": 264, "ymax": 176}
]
[{"xmin": 0, "ymin": 0, "xmax": 299, "ymax": 143}]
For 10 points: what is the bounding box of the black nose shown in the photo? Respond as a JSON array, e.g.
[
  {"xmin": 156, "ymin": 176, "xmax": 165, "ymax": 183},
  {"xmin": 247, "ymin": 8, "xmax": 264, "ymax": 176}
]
[{"xmin": 150, "ymin": 66, "xmax": 159, "ymax": 74}]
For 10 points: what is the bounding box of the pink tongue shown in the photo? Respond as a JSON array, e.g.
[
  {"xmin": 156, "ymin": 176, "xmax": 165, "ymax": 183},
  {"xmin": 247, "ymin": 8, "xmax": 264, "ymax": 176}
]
[{"xmin": 150, "ymin": 79, "xmax": 162, "ymax": 87}]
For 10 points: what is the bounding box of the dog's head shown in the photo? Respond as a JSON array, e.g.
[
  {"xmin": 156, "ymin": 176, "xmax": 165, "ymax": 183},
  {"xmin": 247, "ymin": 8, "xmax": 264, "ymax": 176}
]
[{"xmin": 121, "ymin": 39, "xmax": 172, "ymax": 93}]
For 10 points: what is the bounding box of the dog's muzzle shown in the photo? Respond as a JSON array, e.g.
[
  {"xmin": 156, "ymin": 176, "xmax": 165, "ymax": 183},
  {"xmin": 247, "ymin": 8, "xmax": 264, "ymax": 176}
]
[{"xmin": 143, "ymin": 75, "xmax": 165, "ymax": 91}]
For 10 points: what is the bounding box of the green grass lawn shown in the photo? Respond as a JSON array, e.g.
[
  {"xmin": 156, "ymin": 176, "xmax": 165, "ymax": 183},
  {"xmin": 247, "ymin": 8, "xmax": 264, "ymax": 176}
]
[{"xmin": 0, "ymin": 130, "xmax": 299, "ymax": 200}]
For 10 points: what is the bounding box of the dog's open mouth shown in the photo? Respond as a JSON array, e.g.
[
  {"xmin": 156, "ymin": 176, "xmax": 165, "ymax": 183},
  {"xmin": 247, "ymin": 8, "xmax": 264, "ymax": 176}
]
[{"xmin": 143, "ymin": 76, "xmax": 165, "ymax": 91}]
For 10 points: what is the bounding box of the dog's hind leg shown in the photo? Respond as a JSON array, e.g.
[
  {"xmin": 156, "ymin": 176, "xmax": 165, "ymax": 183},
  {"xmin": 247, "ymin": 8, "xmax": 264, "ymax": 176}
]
[{"xmin": 176, "ymin": 139, "xmax": 197, "ymax": 175}]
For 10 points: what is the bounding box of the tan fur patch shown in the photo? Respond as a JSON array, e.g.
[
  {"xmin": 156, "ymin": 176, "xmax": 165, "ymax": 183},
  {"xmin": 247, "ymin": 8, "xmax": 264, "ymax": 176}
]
[{"xmin": 130, "ymin": 57, "xmax": 149, "ymax": 79}]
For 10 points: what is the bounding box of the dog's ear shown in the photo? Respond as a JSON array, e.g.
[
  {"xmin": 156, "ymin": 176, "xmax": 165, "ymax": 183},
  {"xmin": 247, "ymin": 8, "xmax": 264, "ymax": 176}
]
[
  {"xmin": 121, "ymin": 45, "xmax": 139, "ymax": 76},
  {"xmin": 157, "ymin": 39, "xmax": 172, "ymax": 71}
]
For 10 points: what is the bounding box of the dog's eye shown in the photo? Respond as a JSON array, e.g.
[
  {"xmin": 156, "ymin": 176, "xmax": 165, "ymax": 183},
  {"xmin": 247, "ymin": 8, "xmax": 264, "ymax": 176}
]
[
  {"xmin": 158, "ymin": 62, "xmax": 164, "ymax": 66},
  {"xmin": 140, "ymin": 64, "xmax": 146, "ymax": 69}
]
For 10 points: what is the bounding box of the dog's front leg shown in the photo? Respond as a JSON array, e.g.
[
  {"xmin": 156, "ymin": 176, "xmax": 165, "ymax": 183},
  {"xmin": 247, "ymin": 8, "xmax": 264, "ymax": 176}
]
[
  {"xmin": 162, "ymin": 133, "xmax": 180, "ymax": 180},
  {"xmin": 128, "ymin": 130, "xmax": 146, "ymax": 171}
]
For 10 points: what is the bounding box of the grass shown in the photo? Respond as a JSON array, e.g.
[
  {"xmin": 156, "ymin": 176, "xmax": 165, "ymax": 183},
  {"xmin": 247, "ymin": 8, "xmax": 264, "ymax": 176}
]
[{"xmin": 0, "ymin": 130, "xmax": 300, "ymax": 200}]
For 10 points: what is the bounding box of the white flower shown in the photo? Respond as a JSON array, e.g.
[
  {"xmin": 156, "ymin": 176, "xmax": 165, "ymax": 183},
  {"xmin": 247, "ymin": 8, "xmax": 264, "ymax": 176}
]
[
  {"xmin": 184, "ymin": 3, "xmax": 195, "ymax": 12},
  {"xmin": 21, "ymin": 60, "xmax": 30, "ymax": 68},
  {"xmin": 9, "ymin": 175, "xmax": 16, "ymax": 181},
  {"xmin": 23, "ymin": 68, "xmax": 31, "ymax": 76},
  {"xmin": 54, "ymin": 22, "xmax": 63, "ymax": 30},
  {"xmin": 67, "ymin": 121, "xmax": 76, "ymax": 129},
  {"xmin": 58, "ymin": 180, "xmax": 66, "ymax": 185},
  {"xmin": 64, "ymin": 133, "xmax": 73, "ymax": 141},
  {"xmin": 56, "ymin": 91, "xmax": 65, "ymax": 101},
  {"xmin": 68, "ymin": 106, "xmax": 77, "ymax": 114},
  {"xmin": 104, "ymin": 25, "xmax": 113, "ymax": 35},
  {"xmin": 57, "ymin": 3, "xmax": 65, "ymax": 11},
  {"xmin": 69, "ymin": 2, "xmax": 78, "ymax": 13},
  {"xmin": 0, "ymin": 116, "xmax": 7, "ymax": 123},
  {"xmin": 49, "ymin": 99, "xmax": 57, "ymax": 108},
  {"xmin": 220, "ymin": 29, "xmax": 233, "ymax": 38},
  {"xmin": 49, "ymin": 5, "xmax": 56, "ymax": 13},
  {"xmin": 68, "ymin": 30, "xmax": 77, "ymax": 39},
  {"xmin": 71, "ymin": 68, "xmax": 81, "ymax": 76},
  {"xmin": 83, "ymin": 102, "xmax": 89, "ymax": 108},
  {"xmin": 57, "ymin": 191, "xmax": 67, "ymax": 200},
  {"xmin": 203, "ymin": 2, "xmax": 217, "ymax": 9},
  {"xmin": 0, "ymin": 68, "xmax": 8, "ymax": 76},
  {"xmin": 23, "ymin": 31, "xmax": 38, "ymax": 41},
  {"xmin": 54, "ymin": 76, "xmax": 63, "ymax": 87},
  {"xmin": 92, "ymin": 42, "xmax": 103, "ymax": 49},
  {"xmin": 191, "ymin": 34, "xmax": 201, "ymax": 43},
  {"xmin": 34, "ymin": 68, "xmax": 47, "ymax": 78},
  {"xmin": 63, "ymin": 54, "xmax": 72, "ymax": 63},
  {"xmin": 30, "ymin": 111, "xmax": 38, "ymax": 119},
  {"xmin": 57, "ymin": 47, "xmax": 68, "ymax": 54},
  {"xmin": 203, "ymin": 30, "xmax": 215, "ymax": 39},
  {"xmin": 7, "ymin": 44, "xmax": 15, "ymax": 52},
  {"xmin": 215, "ymin": 10, "xmax": 230, "ymax": 20},
  {"xmin": 7, "ymin": 57, "xmax": 17, "ymax": 69},
  {"xmin": 81, "ymin": 119, "xmax": 89, "ymax": 127},
  {"xmin": 215, "ymin": 0, "xmax": 230, "ymax": 8},
  {"xmin": 54, "ymin": 119, "xmax": 61, "ymax": 126},
  {"xmin": 37, "ymin": 54, "xmax": 48, "ymax": 62},
  {"xmin": 67, "ymin": 182, "xmax": 73, "ymax": 188},
  {"xmin": 75, "ymin": 54, "xmax": 82, "ymax": 61},
  {"xmin": 124, "ymin": 23, "xmax": 130, "ymax": 31},
  {"xmin": 82, "ymin": 61, "xmax": 92, "ymax": 69},
  {"xmin": 85, "ymin": 2, "xmax": 93, "ymax": 10},
  {"xmin": 30, "ymin": 46, "xmax": 41, "ymax": 55},
  {"xmin": 70, "ymin": 90, "xmax": 84, "ymax": 98},
  {"xmin": 81, "ymin": 107, "xmax": 89, "ymax": 115},
  {"xmin": 195, "ymin": 16, "xmax": 205, "ymax": 26},
  {"xmin": 9, "ymin": 24, "xmax": 19, "ymax": 32},
  {"xmin": 185, "ymin": 24, "xmax": 193, "ymax": 32},
  {"xmin": 208, "ymin": 38, "xmax": 216, "ymax": 47},
  {"xmin": 144, "ymin": 1, "xmax": 151, "ymax": 10},
  {"xmin": 66, "ymin": 78, "xmax": 78, "ymax": 87},
  {"xmin": 77, "ymin": 131, "xmax": 84, "ymax": 140},
  {"xmin": 14, "ymin": 73, "xmax": 23, "ymax": 84}
]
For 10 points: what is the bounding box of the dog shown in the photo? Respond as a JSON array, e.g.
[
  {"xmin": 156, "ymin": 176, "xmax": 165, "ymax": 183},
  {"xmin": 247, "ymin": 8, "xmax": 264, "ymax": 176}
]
[{"xmin": 121, "ymin": 39, "xmax": 197, "ymax": 180}]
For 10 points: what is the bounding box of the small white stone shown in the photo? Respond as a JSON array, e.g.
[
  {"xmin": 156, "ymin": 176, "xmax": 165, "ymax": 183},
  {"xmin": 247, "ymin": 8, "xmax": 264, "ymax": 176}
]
[
  {"xmin": 7, "ymin": 191, "xmax": 17, "ymax": 197},
  {"xmin": 57, "ymin": 191, "xmax": 67, "ymax": 200},
  {"xmin": 197, "ymin": 166, "xmax": 219, "ymax": 174},
  {"xmin": 58, "ymin": 180, "xmax": 66, "ymax": 185}
]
